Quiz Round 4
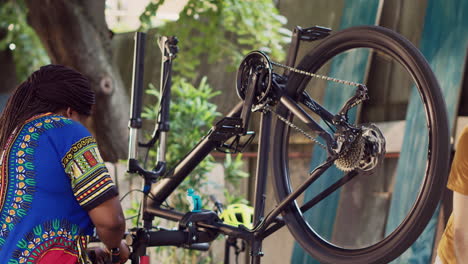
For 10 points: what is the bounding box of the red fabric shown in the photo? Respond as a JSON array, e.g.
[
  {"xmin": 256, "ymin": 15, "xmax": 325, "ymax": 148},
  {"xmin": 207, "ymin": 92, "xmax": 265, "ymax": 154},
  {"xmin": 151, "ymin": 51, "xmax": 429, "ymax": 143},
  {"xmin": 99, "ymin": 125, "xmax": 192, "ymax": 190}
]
[
  {"xmin": 83, "ymin": 150, "xmax": 98, "ymax": 166},
  {"xmin": 140, "ymin": 255, "xmax": 150, "ymax": 264},
  {"xmin": 38, "ymin": 249, "xmax": 78, "ymax": 264}
]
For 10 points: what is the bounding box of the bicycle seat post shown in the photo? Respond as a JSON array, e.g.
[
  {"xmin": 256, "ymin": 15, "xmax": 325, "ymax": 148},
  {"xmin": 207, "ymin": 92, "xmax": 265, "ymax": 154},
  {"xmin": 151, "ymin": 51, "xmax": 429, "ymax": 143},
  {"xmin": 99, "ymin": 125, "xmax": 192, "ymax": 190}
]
[
  {"xmin": 284, "ymin": 26, "xmax": 331, "ymax": 76},
  {"xmin": 284, "ymin": 26, "xmax": 302, "ymax": 75}
]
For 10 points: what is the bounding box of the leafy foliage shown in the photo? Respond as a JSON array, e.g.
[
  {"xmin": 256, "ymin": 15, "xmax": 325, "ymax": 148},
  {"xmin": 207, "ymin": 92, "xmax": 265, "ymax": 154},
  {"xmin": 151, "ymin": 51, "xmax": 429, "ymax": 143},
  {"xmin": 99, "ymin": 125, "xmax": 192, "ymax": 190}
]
[
  {"xmin": 143, "ymin": 76, "xmax": 251, "ymax": 208},
  {"xmin": 143, "ymin": 77, "xmax": 221, "ymax": 205},
  {"xmin": 137, "ymin": 2, "xmax": 290, "ymax": 262},
  {"xmin": 223, "ymin": 154, "xmax": 249, "ymax": 205},
  {"xmin": 0, "ymin": 0, "xmax": 49, "ymax": 80},
  {"xmin": 140, "ymin": 0, "xmax": 289, "ymax": 81},
  {"xmin": 142, "ymin": 77, "xmax": 252, "ymax": 263}
]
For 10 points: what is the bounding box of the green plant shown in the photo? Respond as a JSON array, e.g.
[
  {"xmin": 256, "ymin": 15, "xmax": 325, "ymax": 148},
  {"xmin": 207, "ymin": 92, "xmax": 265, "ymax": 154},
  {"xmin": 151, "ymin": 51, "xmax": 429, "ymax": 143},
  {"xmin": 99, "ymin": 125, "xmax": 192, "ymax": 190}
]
[
  {"xmin": 125, "ymin": 199, "xmax": 142, "ymax": 228},
  {"xmin": 143, "ymin": 77, "xmax": 221, "ymax": 196},
  {"xmin": 0, "ymin": 0, "xmax": 49, "ymax": 80},
  {"xmin": 223, "ymin": 153, "xmax": 249, "ymax": 205},
  {"xmin": 141, "ymin": 77, "xmax": 250, "ymax": 263},
  {"xmin": 140, "ymin": 0, "xmax": 289, "ymax": 81},
  {"xmin": 135, "ymin": 1, "xmax": 288, "ymax": 262}
]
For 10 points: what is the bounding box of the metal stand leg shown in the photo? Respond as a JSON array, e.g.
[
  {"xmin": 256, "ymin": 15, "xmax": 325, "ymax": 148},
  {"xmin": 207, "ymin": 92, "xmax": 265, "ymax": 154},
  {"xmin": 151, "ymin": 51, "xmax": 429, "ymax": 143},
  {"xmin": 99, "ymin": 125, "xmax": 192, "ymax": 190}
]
[
  {"xmin": 250, "ymin": 112, "xmax": 272, "ymax": 264},
  {"xmin": 224, "ymin": 237, "xmax": 232, "ymax": 264}
]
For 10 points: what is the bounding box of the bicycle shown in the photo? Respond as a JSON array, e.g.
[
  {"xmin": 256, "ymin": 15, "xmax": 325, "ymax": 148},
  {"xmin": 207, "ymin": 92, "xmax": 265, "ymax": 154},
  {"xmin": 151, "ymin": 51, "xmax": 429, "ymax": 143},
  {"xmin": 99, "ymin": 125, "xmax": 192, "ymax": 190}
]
[{"xmin": 122, "ymin": 24, "xmax": 450, "ymax": 264}]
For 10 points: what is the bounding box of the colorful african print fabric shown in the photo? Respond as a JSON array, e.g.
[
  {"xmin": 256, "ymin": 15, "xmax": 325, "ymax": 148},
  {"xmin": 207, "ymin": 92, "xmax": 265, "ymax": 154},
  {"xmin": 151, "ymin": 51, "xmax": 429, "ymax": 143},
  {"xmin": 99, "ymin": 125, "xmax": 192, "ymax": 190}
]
[{"xmin": 0, "ymin": 113, "xmax": 118, "ymax": 263}]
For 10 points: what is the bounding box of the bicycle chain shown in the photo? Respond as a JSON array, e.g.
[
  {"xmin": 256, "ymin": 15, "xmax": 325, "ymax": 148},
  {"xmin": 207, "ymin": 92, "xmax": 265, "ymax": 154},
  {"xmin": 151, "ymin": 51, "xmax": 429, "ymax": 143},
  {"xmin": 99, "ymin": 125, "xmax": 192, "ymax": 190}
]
[
  {"xmin": 271, "ymin": 61, "xmax": 363, "ymax": 87},
  {"xmin": 260, "ymin": 105, "xmax": 326, "ymax": 149},
  {"xmin": 258, "ymin": 61, "xmax": 365, "ymax": 150}
]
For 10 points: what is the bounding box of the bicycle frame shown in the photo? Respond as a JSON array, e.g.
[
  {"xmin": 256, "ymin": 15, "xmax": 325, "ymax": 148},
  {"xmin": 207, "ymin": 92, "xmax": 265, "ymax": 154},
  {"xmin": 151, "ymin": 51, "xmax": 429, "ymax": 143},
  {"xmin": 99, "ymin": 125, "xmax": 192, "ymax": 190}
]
[{"xmin": 125, "ymin": 26, "xmax": 364, "ymax": 264}]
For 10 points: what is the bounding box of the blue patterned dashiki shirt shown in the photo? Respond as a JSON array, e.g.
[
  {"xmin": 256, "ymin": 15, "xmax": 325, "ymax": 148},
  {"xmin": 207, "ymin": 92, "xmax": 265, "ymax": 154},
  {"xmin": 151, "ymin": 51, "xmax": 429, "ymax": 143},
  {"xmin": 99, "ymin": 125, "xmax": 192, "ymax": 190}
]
[{"xmin": 0, "ymin": 113, "xmax": 118, "ymax": 264}]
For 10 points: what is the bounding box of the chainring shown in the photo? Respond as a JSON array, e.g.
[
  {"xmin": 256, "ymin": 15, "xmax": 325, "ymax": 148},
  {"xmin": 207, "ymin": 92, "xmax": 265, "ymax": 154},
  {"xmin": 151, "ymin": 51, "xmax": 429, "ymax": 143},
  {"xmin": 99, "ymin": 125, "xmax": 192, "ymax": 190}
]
[{"xmin": 236, "ymin": 51, "xmax": 272, "ymax": 105}]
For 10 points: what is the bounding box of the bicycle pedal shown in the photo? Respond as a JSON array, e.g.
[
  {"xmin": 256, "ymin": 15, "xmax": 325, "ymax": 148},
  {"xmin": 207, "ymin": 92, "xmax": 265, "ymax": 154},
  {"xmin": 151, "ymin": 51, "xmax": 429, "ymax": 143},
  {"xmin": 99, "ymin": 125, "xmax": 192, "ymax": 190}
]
[
  {"xmin": 216, "ymin": 131, "xmax": 255, "ymax": 153},
  {"xmin": 210, "ymin": 117, "xmax": 244, "ymax": 142},
  {"xmin": 214, "ymin": 117, "xmax": 243, "ymax": 131},
  {"xmin": 237, "ymin": 132, "xmax": 255, "ymax": 151},
  {"xmin": 179, "ymin": 210, "xmax": 220, "ymax": 229}
]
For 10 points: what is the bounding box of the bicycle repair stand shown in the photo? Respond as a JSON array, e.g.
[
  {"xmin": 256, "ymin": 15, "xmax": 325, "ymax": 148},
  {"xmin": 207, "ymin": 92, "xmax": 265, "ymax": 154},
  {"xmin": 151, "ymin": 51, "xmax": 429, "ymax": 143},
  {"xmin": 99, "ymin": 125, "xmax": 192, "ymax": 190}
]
[
  {"xmin": 124, "ymin": 26, "xmax": 331, "ymax": 264},
  {"xmin": 125, "ymin": 32, "xmax": 257, "ymax": 264},
  {"xmin": 126, "ymin": 32, "xmax": 222, "ymax": 263}
]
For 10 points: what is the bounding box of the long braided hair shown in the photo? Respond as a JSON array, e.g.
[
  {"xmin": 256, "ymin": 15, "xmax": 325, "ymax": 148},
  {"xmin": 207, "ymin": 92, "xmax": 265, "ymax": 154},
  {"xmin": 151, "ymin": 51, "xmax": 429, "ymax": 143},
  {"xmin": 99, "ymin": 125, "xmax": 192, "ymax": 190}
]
[{"xmin": 0, "ymin": 64, "xmax": 95, "ymax": 150}]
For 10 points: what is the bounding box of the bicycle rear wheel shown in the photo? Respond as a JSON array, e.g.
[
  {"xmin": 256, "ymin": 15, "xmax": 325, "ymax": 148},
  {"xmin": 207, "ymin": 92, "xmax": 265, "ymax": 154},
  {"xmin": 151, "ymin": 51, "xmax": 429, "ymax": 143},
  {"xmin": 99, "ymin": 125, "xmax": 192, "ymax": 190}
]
[{"xmin": 271, "ymin": 26, "xmax": 449, "ymax": 263}]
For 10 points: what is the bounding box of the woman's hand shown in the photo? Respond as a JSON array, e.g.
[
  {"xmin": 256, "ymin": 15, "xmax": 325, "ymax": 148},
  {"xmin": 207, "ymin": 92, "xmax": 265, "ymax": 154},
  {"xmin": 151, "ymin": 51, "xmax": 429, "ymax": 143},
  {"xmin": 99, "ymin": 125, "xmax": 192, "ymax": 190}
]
[
  {"xmin": 87, "ymin": 240, "xmax": 130, "ymax": 264},
  {"xmin": 87, "ymin": 246, "xmax": 110, "ymax": 264},
  {"xmin": 118, "ymin": 240, "xmax": 131, "ymax": 263}
]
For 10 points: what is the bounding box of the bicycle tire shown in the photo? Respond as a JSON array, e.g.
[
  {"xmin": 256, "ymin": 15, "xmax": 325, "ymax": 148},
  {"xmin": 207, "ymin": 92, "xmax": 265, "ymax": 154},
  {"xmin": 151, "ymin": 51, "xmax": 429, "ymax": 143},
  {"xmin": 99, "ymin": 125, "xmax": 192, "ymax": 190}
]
[{"xmin": 271, "ymin": 25, "xmax": 449, "ymax": 263}]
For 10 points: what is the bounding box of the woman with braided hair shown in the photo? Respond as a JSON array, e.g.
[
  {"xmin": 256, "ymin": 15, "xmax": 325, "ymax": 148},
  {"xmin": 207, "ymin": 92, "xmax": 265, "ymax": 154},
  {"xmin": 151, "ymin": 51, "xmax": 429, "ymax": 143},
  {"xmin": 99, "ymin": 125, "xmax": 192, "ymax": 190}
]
[{"xmin": 0, "ymin": 65, "xmax": 129, "ymax": 263}]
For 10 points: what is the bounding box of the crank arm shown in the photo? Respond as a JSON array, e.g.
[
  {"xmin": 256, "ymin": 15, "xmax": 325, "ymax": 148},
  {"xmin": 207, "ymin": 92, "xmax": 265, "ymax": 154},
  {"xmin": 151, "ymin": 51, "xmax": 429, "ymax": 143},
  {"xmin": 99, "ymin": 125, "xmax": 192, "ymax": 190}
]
[{"xmin": 240, "ymin": 73, "xmax": 258, "ymax": 134}]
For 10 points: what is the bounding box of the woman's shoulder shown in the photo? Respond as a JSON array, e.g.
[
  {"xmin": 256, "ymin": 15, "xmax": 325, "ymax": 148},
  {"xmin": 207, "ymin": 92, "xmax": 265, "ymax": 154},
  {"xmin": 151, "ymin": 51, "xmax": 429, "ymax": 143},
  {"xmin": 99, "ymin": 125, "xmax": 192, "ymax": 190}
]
[{"xmin": 24, "ymin": 114, "xmax": 95, "ymax": 156}]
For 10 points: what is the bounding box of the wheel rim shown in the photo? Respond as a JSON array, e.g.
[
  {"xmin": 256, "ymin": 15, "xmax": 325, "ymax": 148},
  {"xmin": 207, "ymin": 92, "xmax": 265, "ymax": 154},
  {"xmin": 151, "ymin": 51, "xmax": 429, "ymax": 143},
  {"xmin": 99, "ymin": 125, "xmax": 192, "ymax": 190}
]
[{"xmin": 272, "ymin": 27, "xmax": 448, "ymax": 263}]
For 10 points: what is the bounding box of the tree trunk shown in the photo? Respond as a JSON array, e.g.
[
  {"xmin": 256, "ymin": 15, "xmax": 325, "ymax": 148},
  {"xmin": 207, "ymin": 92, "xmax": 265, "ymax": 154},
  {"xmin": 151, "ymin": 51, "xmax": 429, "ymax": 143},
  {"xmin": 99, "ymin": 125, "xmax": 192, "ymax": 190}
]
[
  {"xmin": 25, "ymin": 0, "xmax": 129, "ymax": 162},
  {"xmin": 0, "ymin": 0, "xmax": 18, "ymax": 108},
  {"xmin": 0, "ymin": 32, "xmax": 17, "ymax": 107}
]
